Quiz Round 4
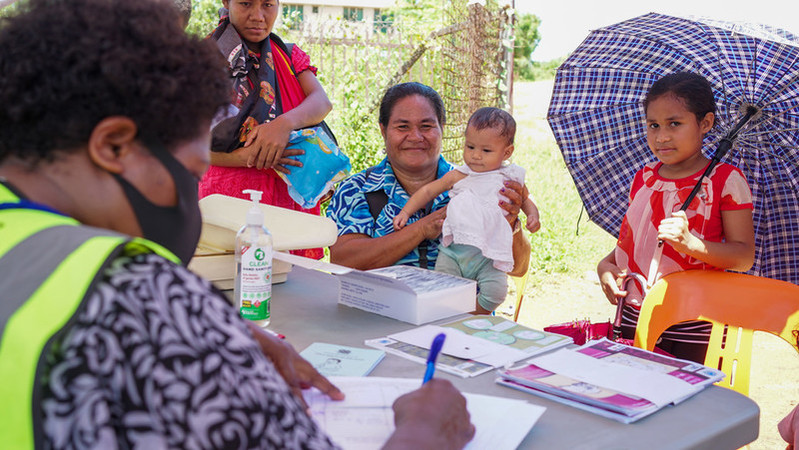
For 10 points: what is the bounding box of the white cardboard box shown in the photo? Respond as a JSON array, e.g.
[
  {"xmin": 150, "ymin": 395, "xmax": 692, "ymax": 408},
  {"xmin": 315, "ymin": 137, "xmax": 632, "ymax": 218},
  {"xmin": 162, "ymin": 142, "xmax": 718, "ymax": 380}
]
[{"xmin": 275, "ymin": 253, "xmax": 477, "ymax": 325}]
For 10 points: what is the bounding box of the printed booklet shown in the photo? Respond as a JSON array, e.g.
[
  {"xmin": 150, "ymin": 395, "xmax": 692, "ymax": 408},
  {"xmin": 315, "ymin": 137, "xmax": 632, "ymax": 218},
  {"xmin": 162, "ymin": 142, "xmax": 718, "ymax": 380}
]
[
  {"xmin": 365, "ymin": 316, "xmax": 573, "ymax": 378},
  {"xmin": 300, "ymin": 343, "xmax": 385, "ymax": 377},
  {"xmin": 496, "ymin": 338, "xmax": 725, "ymax": 423},
  {"xmin": 442, "ymin": 316, "xmax": 572, "ymax": 357}
]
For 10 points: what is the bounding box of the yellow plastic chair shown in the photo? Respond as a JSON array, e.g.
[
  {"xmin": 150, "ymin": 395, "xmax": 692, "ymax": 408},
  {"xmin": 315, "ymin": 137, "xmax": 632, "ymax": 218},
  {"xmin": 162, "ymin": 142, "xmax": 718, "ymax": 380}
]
[
  {"xmin": 634, "ymin": 270, "xmax": 799, "ymax": 396},
  {"xmin": 510, "ymin": 269, "xmax": 530, "ymax": 322}
]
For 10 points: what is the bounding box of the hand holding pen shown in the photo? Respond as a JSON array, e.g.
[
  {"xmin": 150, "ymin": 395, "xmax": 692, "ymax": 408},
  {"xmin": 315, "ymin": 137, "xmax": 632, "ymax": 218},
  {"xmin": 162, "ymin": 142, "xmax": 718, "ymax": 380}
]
[
  {"xmin": 390, "ymin": 333, "xmax": 473, "ymax": 448},
  {"xmin": 423, "ymin": 333, "xmax": 446, "ymax": 385}
]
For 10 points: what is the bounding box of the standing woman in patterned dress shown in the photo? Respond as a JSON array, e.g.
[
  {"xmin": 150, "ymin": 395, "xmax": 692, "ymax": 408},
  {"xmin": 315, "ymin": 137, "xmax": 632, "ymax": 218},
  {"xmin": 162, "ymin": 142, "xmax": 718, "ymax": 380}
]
[{"xmin": 200, "ymin": 0, "xmax": 332, "ymax": 259}]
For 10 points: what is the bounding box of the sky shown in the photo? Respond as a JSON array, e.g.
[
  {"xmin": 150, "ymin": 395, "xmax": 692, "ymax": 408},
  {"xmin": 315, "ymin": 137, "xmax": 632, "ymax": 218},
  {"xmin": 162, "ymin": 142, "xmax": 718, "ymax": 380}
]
[{"xmin": 514, "ymin": 0, "xmax": 799, "ymax": 61}]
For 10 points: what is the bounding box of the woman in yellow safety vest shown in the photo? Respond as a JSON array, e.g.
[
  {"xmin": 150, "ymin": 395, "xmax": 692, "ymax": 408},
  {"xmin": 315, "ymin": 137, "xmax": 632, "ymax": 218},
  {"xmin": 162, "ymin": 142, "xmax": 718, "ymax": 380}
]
[{"xmin": 0, "ymin": 0, "xmax": 474, "ymax": 448}]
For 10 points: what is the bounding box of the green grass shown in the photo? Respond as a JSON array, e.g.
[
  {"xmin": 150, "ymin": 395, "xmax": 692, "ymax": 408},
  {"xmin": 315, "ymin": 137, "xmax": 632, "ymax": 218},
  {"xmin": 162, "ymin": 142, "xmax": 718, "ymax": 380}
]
[{"xmin": 510, "ymin": 81, "xmax": 615, "ymax": 290}]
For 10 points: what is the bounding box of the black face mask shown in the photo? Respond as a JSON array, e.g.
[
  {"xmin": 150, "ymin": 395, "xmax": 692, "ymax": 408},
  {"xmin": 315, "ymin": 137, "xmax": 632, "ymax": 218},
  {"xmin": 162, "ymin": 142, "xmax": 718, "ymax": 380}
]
[{"xmin": 112, "ymin": 141, "xmax": 202, "ymax": 265}]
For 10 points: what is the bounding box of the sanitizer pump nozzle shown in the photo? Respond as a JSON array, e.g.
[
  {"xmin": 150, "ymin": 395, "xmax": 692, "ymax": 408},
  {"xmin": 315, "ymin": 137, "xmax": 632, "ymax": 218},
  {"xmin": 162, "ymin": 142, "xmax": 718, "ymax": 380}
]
[{"xmin": 243, "ymin": 189, "xmax": 264, "ymax": 227}]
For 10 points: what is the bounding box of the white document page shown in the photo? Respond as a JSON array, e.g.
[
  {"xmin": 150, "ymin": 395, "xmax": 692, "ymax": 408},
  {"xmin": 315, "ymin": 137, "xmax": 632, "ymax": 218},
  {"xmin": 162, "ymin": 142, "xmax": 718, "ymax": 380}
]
[
  {"xmin": 303, "ymin": 377, "xmax": 545, "ymax": 450},
  {"xmin": 388, "ymin": 325, "xmax": 529, "ymax": 367},
  {"xmin": 274, "ymin": 251, "xmax": 353, "ymax": 274},
  {"xmin": 531, "ymin": 349, "xmax": 697, "ymax": 406}
]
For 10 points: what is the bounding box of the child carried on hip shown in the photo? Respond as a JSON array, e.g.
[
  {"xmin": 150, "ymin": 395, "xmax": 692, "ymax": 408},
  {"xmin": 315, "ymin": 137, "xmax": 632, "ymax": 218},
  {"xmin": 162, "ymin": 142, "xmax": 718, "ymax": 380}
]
[{"xmin": 394, "ymin": 107, "xmax": 540, "ymax": 313}]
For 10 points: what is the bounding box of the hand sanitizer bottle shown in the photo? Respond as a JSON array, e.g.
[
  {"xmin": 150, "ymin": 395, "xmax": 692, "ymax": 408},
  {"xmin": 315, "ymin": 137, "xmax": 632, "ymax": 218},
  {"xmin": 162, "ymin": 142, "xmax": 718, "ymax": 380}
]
[{"xmin": 235, "ymin": 189, "xmax": 272, "ymax": 327}]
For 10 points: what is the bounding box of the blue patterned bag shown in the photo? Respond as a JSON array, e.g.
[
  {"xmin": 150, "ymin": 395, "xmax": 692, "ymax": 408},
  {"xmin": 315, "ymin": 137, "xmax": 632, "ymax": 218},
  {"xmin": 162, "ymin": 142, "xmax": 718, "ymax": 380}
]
[{"xmin": 279, "ymin": 126, "xmax": 351, "ymax": 208}]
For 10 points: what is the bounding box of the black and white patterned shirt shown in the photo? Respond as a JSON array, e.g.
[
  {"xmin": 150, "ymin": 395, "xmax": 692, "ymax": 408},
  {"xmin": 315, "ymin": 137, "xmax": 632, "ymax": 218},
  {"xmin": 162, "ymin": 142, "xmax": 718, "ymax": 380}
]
[{"xmin": 40, "ymin": 253, "xmax": 338, "ymax": 449}]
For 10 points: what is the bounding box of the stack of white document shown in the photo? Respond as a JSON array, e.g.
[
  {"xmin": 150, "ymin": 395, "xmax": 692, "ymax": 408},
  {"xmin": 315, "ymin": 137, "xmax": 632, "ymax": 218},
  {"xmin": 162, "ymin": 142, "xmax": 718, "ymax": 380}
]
[
  {"xmin": 303, "ymin": 377, "xmax": 545, "ymax": 450},
  {"xmin": 496, "ymin": 338, "xmax": 726, "ymax": 423},
  {"xmin": 273, "ymin": 253, "xmax": 476, "ymax": 324}
]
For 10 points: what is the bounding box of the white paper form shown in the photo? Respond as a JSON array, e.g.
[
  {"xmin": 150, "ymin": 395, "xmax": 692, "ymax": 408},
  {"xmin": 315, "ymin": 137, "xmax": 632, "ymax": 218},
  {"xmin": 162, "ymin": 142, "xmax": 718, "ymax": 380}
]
[
  {"xmin": 465, "ymin": 392, "xmax": 545, "ymax": 449},
  {"xmin": 303, "ymin": 377, "xmax": 545, "ymax": 450},
  {"xmin": 388, "ymin": 325, "xmax": 529, "ymax": 367}
]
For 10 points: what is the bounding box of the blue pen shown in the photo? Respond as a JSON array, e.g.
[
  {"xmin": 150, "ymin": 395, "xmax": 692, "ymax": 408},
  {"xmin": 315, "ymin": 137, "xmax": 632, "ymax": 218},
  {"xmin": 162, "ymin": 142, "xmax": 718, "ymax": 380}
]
[{"xmin": 422, "ymin": 333, "xmax": 446, "ymax": 384}]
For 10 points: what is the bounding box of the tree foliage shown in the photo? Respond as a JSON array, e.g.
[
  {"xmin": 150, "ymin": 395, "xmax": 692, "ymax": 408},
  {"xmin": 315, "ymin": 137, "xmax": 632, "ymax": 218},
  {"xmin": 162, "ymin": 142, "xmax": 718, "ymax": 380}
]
[
  {"xmin": 182, "ymin": 0, "xmax": 512, "ymax": 173},
  {"xmin": 185, "ymin": 0, "xmax": 221, "ymax": 37},
  {"xmin": 513, "ymin": 12, "xmax": 543, "ymax": 81},
  {"xmin": 391, "ymin": 0, "xmax": 447, "ymax": 34},
  {"xmin": 0, "ymin": 0, "xmax": 24, "ymax": 17},
  {"xmin": 514, "ymin": 12, "xmax": 540, "ymax": 61}
]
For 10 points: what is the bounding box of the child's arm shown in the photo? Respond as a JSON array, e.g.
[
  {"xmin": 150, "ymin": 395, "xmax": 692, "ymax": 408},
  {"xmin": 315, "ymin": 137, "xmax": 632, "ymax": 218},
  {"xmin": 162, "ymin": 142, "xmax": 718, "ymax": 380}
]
[
  {"xmin": 658, "ymin": 209, "xmax": 755, "ymax": 271},
  {"xmin": 519, "ymin": 184, "xmax": 540, "ymax": 233},
  {"xmin": 597, "ymin": 250, "xmax": 628, "ymax": 305},
  {"xmin": 393, "ymin": 170, "xmax": 466, "ymax": 230}
]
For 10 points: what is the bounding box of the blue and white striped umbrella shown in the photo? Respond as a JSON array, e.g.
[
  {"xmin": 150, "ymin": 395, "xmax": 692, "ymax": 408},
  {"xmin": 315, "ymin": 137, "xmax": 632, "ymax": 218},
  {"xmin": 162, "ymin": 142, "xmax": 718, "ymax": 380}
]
[{"xmin": 548, "ymin": 13, "xmax": 799, "ymax": 285}]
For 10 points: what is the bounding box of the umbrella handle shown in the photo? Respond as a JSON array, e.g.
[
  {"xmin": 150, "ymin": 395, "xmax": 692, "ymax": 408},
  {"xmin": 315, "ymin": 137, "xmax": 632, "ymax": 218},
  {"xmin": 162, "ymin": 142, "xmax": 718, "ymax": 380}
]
[
  {"xmin": 612, "ymin": 273, "xmax": 649, "ymax": 340},
  {"xmin": 647, "ymin": 244, "xmax": 664, "ymax": 288}
]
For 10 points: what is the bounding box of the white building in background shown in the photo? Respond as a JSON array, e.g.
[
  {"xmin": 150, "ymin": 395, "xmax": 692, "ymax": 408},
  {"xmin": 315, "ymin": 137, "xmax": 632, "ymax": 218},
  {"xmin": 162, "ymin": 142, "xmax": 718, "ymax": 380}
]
[{"xmin": 281, "ymin": 0, "xmax": 397, "ymax": 36}]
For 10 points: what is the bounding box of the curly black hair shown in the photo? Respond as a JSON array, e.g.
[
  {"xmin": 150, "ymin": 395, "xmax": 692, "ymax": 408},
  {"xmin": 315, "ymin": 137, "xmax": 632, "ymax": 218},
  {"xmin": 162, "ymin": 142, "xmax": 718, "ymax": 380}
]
[{"xmin": 0, "ymin": 0, "xmax": 231, "ymax": 163}]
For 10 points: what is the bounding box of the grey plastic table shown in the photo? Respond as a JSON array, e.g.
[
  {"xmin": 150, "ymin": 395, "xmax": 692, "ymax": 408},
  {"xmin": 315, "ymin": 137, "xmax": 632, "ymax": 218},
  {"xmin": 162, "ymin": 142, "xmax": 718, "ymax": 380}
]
[{"xmin": 267, "ymin": 266, "xmax": 759, "ymax": 449}]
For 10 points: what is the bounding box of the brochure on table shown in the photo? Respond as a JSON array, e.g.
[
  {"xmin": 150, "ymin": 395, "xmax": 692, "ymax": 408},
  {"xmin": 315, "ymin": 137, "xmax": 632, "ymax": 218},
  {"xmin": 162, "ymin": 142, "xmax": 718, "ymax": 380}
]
[
  {"xmin": 300, "ymin": 342, "xmax": 385, "ymax": 377},
  {"xmin": 274, "ymin": 252, "xmax": 476, "ymax": 325},
  {"xmin": 303, "ymin": 376, "xmax": 545, "ymax": 450},
  {"xmin": 444, "ymin": 316, "xmax": 572, "ymax": 356},
  {"xmin": 496, "ymin": 338, "xmax": 726, "ymax": 423},
  {"xmin": 365, "ymin": 316, "xmax": 573, "ymax": 378}
]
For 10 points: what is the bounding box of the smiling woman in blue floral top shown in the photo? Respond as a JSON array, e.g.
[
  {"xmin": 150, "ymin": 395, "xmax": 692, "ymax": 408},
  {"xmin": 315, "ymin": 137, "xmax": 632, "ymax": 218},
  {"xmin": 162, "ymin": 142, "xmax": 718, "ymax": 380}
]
[{"xmin": 328, "ymin": 83, "xmax": 531, "ymax": 297}]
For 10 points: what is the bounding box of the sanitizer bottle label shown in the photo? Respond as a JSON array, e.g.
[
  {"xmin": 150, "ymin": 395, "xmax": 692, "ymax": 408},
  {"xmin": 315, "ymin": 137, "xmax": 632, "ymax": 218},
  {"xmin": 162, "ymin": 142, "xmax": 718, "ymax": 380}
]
[{"xmin": 239, "ymin": 245, "xmax": 271, "ymax": 320}]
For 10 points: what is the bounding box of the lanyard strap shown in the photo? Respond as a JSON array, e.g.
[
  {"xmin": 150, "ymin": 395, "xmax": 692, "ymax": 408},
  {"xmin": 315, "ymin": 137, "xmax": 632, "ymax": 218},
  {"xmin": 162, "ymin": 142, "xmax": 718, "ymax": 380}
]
[{"xmin": 0, "ymin": 200, "xmax": 67, "ymax": 216}]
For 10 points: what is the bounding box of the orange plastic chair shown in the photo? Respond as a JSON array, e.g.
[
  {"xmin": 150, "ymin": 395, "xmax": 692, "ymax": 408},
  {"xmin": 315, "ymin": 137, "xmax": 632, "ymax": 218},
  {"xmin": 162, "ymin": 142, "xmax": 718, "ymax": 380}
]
[{"xmin": 634, "ymin": 270, "xmax": 799, "ymax": 396}]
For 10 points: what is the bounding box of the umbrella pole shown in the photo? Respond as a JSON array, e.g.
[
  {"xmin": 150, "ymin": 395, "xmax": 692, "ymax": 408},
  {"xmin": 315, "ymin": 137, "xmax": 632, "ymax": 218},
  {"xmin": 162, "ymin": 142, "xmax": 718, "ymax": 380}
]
[{"xmin": 678, "ymin": 106, "xmax": 759, "ymax": 213}]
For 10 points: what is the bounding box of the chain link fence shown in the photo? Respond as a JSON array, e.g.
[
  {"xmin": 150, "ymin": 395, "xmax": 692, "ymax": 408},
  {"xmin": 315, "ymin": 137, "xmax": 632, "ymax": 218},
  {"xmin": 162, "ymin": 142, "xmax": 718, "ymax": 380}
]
[{"xmin": 279, "ymin": 0, "xmax": 513, "ymax": 167}]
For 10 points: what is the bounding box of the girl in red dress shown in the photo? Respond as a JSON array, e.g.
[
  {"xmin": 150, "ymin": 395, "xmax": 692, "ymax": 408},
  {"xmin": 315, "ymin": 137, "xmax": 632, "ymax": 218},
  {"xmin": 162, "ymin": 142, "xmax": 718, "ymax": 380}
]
[{"xmin": 597, "ymin": 72, "xmax": 755, "ymax": 362}]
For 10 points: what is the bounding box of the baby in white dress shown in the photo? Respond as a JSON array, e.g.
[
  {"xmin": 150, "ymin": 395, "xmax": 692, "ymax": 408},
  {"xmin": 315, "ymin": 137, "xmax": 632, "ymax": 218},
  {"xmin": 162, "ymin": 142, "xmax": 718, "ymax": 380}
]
[{"xmin": 393, "ymin": 107, "xmax": 540, "ymax": 311}]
